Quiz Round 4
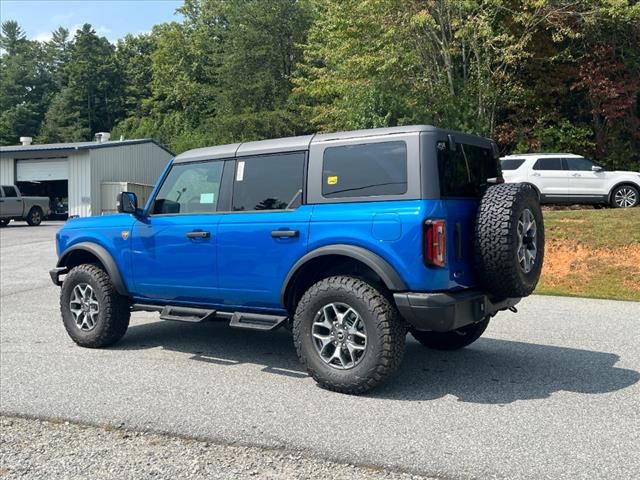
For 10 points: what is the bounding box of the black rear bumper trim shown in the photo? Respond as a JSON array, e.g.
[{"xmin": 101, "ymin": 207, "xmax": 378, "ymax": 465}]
[{"xmin": 394, "ymin": 290, "xmax": 520, "ymax": 332}]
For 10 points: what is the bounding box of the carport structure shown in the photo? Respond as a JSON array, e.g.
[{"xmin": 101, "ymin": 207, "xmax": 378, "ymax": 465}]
[{"xmin": 0, "ymin": 138, "xmax": 173, "ymax": 217}]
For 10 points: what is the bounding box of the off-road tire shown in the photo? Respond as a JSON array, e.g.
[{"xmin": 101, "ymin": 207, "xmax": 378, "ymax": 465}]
[
  {"xmin": 410, "ymin": 317, "xmax": 490, "ymax": 350},
  {"xmin": 293, "ymin": 276, "xmax": 405, "ymax": 394},
  {"xmin": 26, "ymin": 207, "xmax": 43, "ymax": 226},
  {"xmin": 610, "ymin": 184, "xmax": 639, "ymax": 208},
  {"xmin": 61, "ymin": 264, "xmax": 130, "ymax": 348},
  {"xmin": 475, "ymin": 183, "xmax": 544, "ymax": 298}
]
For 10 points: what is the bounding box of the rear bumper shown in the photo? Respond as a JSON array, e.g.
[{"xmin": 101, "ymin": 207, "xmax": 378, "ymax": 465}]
[{"xmin": 393, "ymin": 290, "xmax": 520, "ymax": 332}]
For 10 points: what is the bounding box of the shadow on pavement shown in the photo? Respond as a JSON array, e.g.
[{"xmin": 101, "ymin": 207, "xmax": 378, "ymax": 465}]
[{"xmin": 118, "ymin": 319, "xmax": 640, "ymax": 404}]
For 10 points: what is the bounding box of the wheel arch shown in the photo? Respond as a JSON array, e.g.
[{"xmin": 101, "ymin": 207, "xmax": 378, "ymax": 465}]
[
  {"xmin": 521, "ymin": 182, "xmax": 541, "ymax": 200},
  {"xmin": 281, "ymin": 245, "xmax": 408, "ymax": 313},
  {"xmin": 57, "ymin": 242, "xmax": 128, "ymax": 295},
  {"xmin": 608, "ymin": 181, "xmax": 640, "ymax": 203}
]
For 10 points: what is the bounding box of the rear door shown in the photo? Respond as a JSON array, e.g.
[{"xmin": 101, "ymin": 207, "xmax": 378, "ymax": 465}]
[
  {"xmin": 528, "ymin": 157, "xmax": 569, "ymax": 199},
  {"xmin": 217, "ymin": 151, "xmax": 311, "ymax": 310},
  {"xmin": 437, "ymin": 141, "xmax": 500, "ymax": 286}
]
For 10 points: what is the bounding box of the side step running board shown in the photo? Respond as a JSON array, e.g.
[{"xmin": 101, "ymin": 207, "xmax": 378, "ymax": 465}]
[
  {"xmin": 229, "ymin": 312, "xmax": 288, "ymax": 331},
  {"xmin": 132, "ymin": 303, "xmax": 287, "ymax": 330},
  {"xmin": 159, "ymin": 306, "xmax": 216, "ymax": 323}
]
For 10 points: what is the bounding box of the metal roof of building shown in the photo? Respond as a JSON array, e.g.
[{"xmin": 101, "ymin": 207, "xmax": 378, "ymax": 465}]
[{"xmin": 0, "ymin": 139, "xmax": 174, "ymax": 156}]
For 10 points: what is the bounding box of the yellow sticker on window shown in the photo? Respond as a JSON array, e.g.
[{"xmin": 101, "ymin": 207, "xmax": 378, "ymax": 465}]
[{"xmin": 327, "ymin": 176, "xmax": 338, "ymax": 185}]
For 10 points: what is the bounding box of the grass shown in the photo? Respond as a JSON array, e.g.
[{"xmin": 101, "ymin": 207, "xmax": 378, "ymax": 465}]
[{"xmin": 535, "ymin": 208, "xmax": 640, "ymax": 301}]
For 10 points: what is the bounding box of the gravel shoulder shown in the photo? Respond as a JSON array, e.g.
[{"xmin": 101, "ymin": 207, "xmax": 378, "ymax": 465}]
[{"xmin": 0, "ymin": 416, "xmax": 430, "ymax": 480}]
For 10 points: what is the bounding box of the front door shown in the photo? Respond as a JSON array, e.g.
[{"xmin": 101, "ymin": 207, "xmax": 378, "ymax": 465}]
[
  {"xmin": 217, "ymin": 151, "xmax": 311, "ymax": 310},
  {"xmin": 565, "ymin": 157, "xmax": 607, "ymax": 198},
  {"xmin": 130, "ymin": 159, "xmax": 225, "ymax": 304}
]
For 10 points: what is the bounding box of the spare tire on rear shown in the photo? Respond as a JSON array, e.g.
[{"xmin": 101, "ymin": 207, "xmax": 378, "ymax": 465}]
[{"xmin": 474, "ymin": 183, "xmax": 544, "ymax": 298}]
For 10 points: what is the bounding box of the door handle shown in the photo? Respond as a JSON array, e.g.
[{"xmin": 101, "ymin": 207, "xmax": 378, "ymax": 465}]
[
  {"xmin": 531, "ymin": 173, "xmax": 541, "ymax": 177},
  {"xmin": 572, "ymin": 173, "xmax": 581, "ymax": 177},
  {"xmin": 271, "ymin": 229, "xmax": 299, "ymax": 238},
  {"xmin": 186, "ymin": 230, "xmax": 210, "ymax": 239}
]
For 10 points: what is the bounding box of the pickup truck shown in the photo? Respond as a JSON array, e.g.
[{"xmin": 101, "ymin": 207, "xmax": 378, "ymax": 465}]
[{"xmin": 0, "ymin": 185, "xmax": 50, "ymax": 226}]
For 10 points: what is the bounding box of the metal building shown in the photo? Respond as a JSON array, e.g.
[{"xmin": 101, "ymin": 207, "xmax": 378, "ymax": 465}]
[{"xmin": 0, "ymin": 137, "xmax": 173, "ymax": 217}]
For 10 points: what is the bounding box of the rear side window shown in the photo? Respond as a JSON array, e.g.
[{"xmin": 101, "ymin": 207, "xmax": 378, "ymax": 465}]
[
  {"xmin": 438, "ymin": 143, "xmax": 499, "ymax": 199},
  {"xmin": 533, "ymin": 158, "xmax": 563, "ymax": 170},
  {"xmin": 2, "ymin": 186, "xmax": 18, "ymax": 197},
  {"xmin": 232, "ymin": 152, "xmax": 305, "ymax": 211},
  {"xmin": 322, "ymin": 141, "xmax": 407, "ymax": 198},
  {"xmin": 501, "ymin": 159, "xmax": 525, "ymax": 170},
  {"xmin": 152, "ymin": 160, "xmax": 224, "ymax": 215}
]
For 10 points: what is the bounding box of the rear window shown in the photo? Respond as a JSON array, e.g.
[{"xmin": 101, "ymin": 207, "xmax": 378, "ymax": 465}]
[
  {"xmin": 501, "ymin": 159, "xmax": 525, "ymax": 170},
  {"xmin": 322, "ymin": 141, "xmax": 407, "ymax": 198},
  {"xmin": 2, "ymin": 186, "xmax": 18, "ymax": 197},
  {"xmin": 437, "ymin": 143, "xmax": 499, "ymax": 199}
]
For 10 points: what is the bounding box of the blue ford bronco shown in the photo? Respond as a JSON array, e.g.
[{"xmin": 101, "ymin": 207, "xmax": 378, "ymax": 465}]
[{"xmin": 51, "ymin": 126, "xmax": 544, "ymax": 394}]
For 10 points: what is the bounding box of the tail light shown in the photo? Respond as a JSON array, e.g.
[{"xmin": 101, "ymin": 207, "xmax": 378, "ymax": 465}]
[{"xmin": 424, "ymin": 219, "xmax": 446, "ymax": 267}]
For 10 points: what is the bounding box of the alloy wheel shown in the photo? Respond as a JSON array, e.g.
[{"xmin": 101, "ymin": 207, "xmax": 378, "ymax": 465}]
[
  {"xmin": 614, "ymin": 188, "xmax": 637, "ymax": 208},
  {"xmin": 517, "ymin": 208, "xmax": 538, "ymax": 274},
  {"xmin": 69, "ymin": 283, "xmax": 100, "ymax": 331},
  {"xmin": 311, "ymin": 302, "xmax": 367, "ymax": 370}
]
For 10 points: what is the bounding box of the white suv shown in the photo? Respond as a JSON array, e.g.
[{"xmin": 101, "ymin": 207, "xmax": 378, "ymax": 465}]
[{"xmin": 501, "ymin": 153, "xmax": 640, "ymax": 208}]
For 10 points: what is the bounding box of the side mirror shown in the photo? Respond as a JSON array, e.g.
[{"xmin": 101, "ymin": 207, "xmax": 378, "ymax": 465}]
[
  {"xmin": 117, "ymin": 191, "xmax": 138, "ymax": 214},
  {"xmin": 592, "ymin": 165, "xmax": 603, "ymax": 172}
]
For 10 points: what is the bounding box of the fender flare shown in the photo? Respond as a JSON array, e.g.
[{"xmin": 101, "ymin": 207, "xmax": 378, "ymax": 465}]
[
  {"xmin": 608, "ymin": 181, "xmax": 640, "ymax": 203},
  {"xmin": 280, "ymin": 244, "xmax": 408, "ymax": 306},
  {"xmin": 57, "ymin": 242, "xmax": 128, "ymax": 295}
]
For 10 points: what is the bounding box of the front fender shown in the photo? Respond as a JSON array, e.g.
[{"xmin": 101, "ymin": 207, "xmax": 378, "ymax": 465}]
[{"xmin": 57, "ymin": 242, "xmax": 128, "ymax": 295}]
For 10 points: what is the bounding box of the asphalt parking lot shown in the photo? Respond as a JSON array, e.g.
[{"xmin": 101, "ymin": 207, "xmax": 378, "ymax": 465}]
[{"xmin": 1, "ymin": 222, "xmax": 639, "ymax": 479}]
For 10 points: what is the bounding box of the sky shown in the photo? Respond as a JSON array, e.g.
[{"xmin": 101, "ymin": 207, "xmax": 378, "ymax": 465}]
[{"xmin": 0, "ymin": 0, "xmax": 184, "ymax": 43}]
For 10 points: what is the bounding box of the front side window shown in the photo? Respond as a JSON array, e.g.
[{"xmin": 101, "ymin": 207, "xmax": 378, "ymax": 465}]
[
  {"xmin": 232, "ymin": 152, "xmax": 305, "ymax": 211},
  {"xmin": 565, "ymin": 157, "xmax": 593, "ymax": 171},
  {"xmin": 533, "ymin": 158, "xmax": 563, "ymax": 170},
  {"xmin": 322, "ymin": 141, "xmax": 408, "ymax": 198},
  {"xmin": 152, "ymin": 160, "xmax": 224, "ymax": 215},
  {"xmin": 438, "ymin": 143, "xmax": 499, "ymax": 199}
]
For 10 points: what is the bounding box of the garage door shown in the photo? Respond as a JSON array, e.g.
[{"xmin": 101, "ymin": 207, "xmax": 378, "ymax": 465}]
[{"xmin": 16, "ymin": 158, "xmax": 69, "ymax": 181}]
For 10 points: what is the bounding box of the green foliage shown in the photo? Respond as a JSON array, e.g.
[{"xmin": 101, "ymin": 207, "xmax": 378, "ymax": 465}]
[{"xmin": 0, "ymin": 1, "xmax": 638, "ymax": 167}]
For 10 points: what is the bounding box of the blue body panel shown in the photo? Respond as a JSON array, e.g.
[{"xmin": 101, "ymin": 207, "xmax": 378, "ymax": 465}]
[
  {"xmin": 55, "ymin": 198, "xmax": 479, "ymax": 312},
  {"xmin": 308, "ymin": 200, "xmax": 478, "ymax": 292}
]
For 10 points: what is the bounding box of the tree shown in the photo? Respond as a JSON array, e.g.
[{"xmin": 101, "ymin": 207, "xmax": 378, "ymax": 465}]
[
  {"xmin": 0, "ymin": 21, "xmax": 52, "ymax": 144},
  {"xmin": 39, "ymin": 24, "xmax": 124, "ymax": 142},
  {"xmin": 116, "ymin": 33, "xmax": 157, "ymax": 117}
]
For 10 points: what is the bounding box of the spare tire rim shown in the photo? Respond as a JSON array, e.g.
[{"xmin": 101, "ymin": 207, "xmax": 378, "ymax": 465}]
[
  {"xmin": 70, "ymin": 283, "xmax": 100, "ymax": 331},
  {"xmin": 311, "ymin": 302, "xmax": 367, "ymax": 370},
  {"xmin": 517, "ymin": 209, "xmax": 537, "ymax": 274},
  {"xmin": 615, "ymin": 187, "xmax": 636, "ymax": 208}
]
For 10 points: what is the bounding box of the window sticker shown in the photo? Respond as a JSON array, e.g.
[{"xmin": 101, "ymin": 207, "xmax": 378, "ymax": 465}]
[
  {"xmin": 200, "ymin": 193, "xmax": 215, "ymax": 204},
  {"xmin": 327, "ymin": 175, "xmax": 338, "ymax": 185},
  {"xmin": 236, "ymin": 161, "xmax": 245, "ymax": 182}
]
